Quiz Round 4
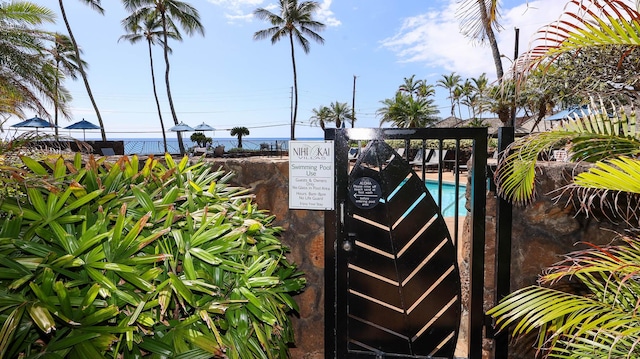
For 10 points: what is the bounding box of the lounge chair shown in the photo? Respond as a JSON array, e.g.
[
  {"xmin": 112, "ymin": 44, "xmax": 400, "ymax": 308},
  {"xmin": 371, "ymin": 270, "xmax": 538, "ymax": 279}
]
[
  {"xmin": 101, "ymin": 148, "xmax": 115, "ymax": 156},
  {"xmin": 348, "ymin": 147, "xmax": 359, "ymax": 161},
  {"xmin": 409, "ymin": 149, "xmax": 428, "ymax": 167},
  {"xmin": 427, "ymin": 150, "xmax": 448, "ymax": 172},
  {"xmin": 386, "ymin": 147, "xmax": 405, "ymax": 163},
  {"xmin": 192, "ymin": 147, "xmax": 208, "ymax": 156},
  {"xmin": 453, "ymin": 153, "xmax": 468, "ymax": 174}
]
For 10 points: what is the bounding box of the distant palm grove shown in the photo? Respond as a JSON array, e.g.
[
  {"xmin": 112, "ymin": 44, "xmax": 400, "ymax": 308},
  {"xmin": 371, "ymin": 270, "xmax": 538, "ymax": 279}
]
[{"xmin": 1, "ymin": 0, "xmax": 634, "ymax": 141}]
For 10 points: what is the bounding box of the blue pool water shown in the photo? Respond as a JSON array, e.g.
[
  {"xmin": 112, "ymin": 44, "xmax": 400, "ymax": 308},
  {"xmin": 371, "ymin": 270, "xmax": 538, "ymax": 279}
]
[
  {"xmin": 387, "ymin": 178, "xmax": 467, "ymax": 217},
  {"xmin": 426, "ymin": 181, "xmax": 467, "ymax": 217}
]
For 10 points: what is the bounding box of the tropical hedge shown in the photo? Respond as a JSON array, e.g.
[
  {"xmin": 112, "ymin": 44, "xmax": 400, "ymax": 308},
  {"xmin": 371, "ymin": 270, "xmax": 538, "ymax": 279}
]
[{"xmin": 0, "ymin": 153, "xmax": 305, "ymax": 358}]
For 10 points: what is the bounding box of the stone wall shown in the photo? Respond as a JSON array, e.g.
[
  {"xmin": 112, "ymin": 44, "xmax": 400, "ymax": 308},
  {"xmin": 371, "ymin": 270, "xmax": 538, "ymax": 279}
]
[{"xmin": 201, "ymin": 157, "xmax": 626, "ymax": 359}]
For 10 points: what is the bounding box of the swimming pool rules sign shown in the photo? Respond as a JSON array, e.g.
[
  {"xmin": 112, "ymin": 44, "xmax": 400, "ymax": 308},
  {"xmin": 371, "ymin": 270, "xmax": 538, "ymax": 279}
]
[{"xmin": 289, "ymin": 141, "xmax": 335, "ymax": 210}]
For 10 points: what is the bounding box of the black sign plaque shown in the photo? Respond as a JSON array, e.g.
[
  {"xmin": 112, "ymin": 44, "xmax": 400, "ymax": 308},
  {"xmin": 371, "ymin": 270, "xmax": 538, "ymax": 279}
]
[{"xmin": 349, "ymin": 177, "xmax": 382, "ymax": 209}]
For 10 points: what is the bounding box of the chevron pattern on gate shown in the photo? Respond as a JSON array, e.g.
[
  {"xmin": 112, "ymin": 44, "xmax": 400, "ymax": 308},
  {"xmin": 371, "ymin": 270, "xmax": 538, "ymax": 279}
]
[{"xmin": 345, "ymin": 141, "xmax": 461, "ymax": 358}]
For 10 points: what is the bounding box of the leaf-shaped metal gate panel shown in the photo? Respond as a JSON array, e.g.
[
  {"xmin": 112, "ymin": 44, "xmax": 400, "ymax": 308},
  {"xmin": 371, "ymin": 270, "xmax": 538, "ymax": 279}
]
[
  {"xmin": 346, "ymin": 140, "xmax": 460, "ymax": 358},
  {"xmin": 325, "ymin": 128, "xmax": 489, "ymax": 359}
]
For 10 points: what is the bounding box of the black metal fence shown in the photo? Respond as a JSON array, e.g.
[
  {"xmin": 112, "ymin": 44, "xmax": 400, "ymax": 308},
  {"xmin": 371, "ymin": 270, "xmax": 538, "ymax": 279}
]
[{"xmin": 325, "ymin": 127, "xmax": 512, "ymax": 358}]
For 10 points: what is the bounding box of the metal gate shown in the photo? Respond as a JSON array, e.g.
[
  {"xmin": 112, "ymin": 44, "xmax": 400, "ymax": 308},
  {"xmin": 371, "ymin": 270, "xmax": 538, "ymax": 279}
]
[{"xmin": 325, "ymin": 127, "xmax": 493, "ymax": 359}]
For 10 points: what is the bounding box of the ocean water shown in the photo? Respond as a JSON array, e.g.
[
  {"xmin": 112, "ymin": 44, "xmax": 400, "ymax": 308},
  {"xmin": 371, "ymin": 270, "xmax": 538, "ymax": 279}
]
[{"xmin": 117, "ymin": 137, "xmax": 319, "ymax": 155}]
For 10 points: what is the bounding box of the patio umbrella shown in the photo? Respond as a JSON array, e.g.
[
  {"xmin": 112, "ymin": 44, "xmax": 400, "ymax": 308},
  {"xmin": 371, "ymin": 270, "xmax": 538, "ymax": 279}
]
[
  {"xmin": 169, "ymin": 122, "xmax": 193, "ymax": 155},
  {"xmin": 193, "ymin": 122, "xmax": 215, "ymax": 132},
  {"xmin": 64, "ymin": 119, "xmax": 101, "ymax": 140},
  {"xmin": 169, "ymin": 122, "xmax": 194, "ymax": 132},
  {"xmin": 11, "ymin": 116, "xmax": 58, "ymax": 134}
]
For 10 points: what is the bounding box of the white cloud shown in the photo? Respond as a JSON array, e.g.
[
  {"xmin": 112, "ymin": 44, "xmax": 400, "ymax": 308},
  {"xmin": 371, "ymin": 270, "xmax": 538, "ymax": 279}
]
[
  {"xmin": 317, "ymin": 0, "xmax": 341, "ymax": 27},
  {"xmin": 207, "ymin": 0, "xmax": 264, "ymax": 24},
  {"xmin": 208, "ymin": 0, "xmax": 340, "ymax": 26},
  {"xmin": 380, "ymin": 0, "xmax": 570, "ymax": 80},
  {"xmin": 207, "ymin": 0, "xmax": 264, "ymax": 7},
  {"xmin": 224, "ymin": 12, "xmax": 254, "ymax": 23}
]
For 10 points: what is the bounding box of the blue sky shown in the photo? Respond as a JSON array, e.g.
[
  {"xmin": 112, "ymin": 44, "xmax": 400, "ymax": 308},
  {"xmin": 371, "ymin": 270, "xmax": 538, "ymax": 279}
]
[{"xmin": 8, "ymin": 0, "xmax": 569, "ymax": 139}]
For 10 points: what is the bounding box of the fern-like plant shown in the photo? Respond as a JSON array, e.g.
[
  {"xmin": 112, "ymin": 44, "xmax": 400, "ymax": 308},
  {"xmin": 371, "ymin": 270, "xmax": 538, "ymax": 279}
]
[
  {"xmin": 490, "ymin": 100, "xmax": 640, "ymax": 358},
  {"xmin": 0, "ymin": 154, "xmax": 305, "ymax": 358}
]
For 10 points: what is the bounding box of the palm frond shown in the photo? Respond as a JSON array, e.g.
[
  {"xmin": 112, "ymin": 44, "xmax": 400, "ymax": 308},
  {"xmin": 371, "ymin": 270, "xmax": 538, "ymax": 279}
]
[
  {"xmin": 521, "ymin": 0, "xmax": 640, "ymax": 72},
  {"xmin": 495, "ymin": 98, "xmax": 640, "ymax": 206},
  {"xmin": 489, "ymin": 234, "xmax": 640, "ymax": 358}
]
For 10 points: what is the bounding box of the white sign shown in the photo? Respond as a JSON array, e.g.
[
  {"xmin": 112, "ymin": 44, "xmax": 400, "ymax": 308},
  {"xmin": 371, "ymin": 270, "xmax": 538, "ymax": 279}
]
[{"xmin": 289, "ymin": 141, "xmax": 335, "ymax": 210}]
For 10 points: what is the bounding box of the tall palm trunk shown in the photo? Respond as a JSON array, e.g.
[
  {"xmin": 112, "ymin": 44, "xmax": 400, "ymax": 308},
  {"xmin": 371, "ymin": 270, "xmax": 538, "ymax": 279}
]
[
  {"xmin": 147, "ymin": 39, "xmax": 167, "ymax": 153},
  {"xmin": 448, "ymin": 88, "xmax": 455, "ymax": 117},
  {"xmin": 161, "ymin": 13, "xmax": 185, "ymax": 154},
  {"xmin": 475, "ymin": 0, "xmax": 510, "ymax": 124},
  {"xmin": 289, "ymin": 32, "xmax": 298, "ymax": 140},
  {"xmin": 54, "ymin": 65, "xmax": 60, "ymax": 138},
  {"xmin": 476, "ymin": 0, "xmax": 504, "ymax": 81},
  {"xmin": 58, "ymin": 0, "xmax": 106, "ymax": 141}
]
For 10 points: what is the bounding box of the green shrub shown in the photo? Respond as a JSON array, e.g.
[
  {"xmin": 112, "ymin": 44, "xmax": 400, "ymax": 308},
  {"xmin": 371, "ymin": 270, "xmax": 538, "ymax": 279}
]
[
  {"xmin": 190, "ymin": 133, "xmax": 212, "ymax": 148},
  {"xmin": 0, "ymin": 153, "xmax": 305, "ymax": 358}
]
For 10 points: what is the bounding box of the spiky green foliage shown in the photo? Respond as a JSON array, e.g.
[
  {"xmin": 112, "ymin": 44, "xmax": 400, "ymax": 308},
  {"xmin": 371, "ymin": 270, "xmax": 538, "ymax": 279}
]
[
  {"xmin": 494, "ymin": 99, "xmax": 640, "ymax": 207},
  {"xmin": 0, "ymin": 153, "xmax": 305, "ymax": 358},
  {"xmin": 488, "ymin": 235, "xmax": 640, "ymax": 358}
]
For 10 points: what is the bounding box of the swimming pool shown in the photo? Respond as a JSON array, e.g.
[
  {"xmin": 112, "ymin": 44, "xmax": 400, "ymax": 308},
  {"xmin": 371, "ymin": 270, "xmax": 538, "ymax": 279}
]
[
  {"xmin": 388, "ymin": 178, "xmax": 468, "ymax": 217},
  {"xmin": 426, "ymin": 181, "xmax": 467, "ymax": 217}
]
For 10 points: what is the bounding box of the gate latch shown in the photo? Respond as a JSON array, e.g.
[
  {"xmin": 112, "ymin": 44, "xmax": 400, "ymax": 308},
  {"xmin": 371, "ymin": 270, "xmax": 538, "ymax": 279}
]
[{"xmin": 343, "ymin": 233, "xmax": 357, "ymax": 252}]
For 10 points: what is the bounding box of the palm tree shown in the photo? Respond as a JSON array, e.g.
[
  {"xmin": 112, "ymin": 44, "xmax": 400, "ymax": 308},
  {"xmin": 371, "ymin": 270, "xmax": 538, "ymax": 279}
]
[
  {"xmin": 452, "ymin": 85, "xmax": 464, "ymax": 120},
  {"xmin": 0, "ymin": 2, "xmax": 61, "ymax": 120},
  {"xmin": 57, "ymin": 0, "xmax": 107, "ymax": 140},
  {"xmin": 378, "ymin": 76, "xmax": 440, "ymax": 128},
  {"xmin": 122, "ymin": 0, "xmax": 205, "ymax": 155},
  {"xmin": 327, "ymin": 101, "xmax": 353, "ymax": 129},
  {"xmin": 457, "ymin": 0, "xmax": 504, "ymax": 80},
  {"xmin": 120, "ymin": 13, "xmax": 181, "ymax": 154},
  {"xmin": 377, "ymin": 92, "xmax": 439, "ymax": 128},
  {"xmin": 48, "ymin": 33, "xmax": 84, "ymax": 137},
  {"xmin": 309, "ymin": 105, "xmax": 331, "ymax": 130},
  {"xmin": 398, "ymin": 74, "xmax": 423, "ymax": 96},
  {"xmin": 471, "ymin": 73, "xmax": 490, "ymax": 119},
  {"xmin": 230, "ymin": 126, "xmax": 250, "ymax": 148},
  {"xmin": 437, "ymin": 72, "xmax": 461, "ymax": 117},
  {"xmin": 253, "ymin": 0, "xmax": 326, "ymax": 140},
  {"xmin": 456, "ymin": 79, "xmax": 474, "ymax": 119}
]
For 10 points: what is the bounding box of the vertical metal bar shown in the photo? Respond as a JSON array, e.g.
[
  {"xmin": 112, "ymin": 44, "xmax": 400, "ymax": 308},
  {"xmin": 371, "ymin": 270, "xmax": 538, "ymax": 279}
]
[
  {"xmin": 468, "ymin": 129, "xmax": 488, "ymax": 359},
  {"xmin": 436, "ymin": 140, "xmax": 444, "ymax": 211},
  {"xmin": 453, "ymin": 139, "xmax": 461, "ymax": 248},
  {"xmin": 405, "ymin": 139, "xmax": 411, "ymax": 161},
  {"xmin": 324, "ymin": 128, "xmax": 338, "ymax": 358},
  {"xmin": 420, "ymin": 139, "xmax": 426, "ymax": 182},
  {"xmin": 494, "ymin": 127, "xmax": 514, "ymax": 358},
  {"xmin": 337, "ymin": 129, "xmax": 352, "ymax": 358}
]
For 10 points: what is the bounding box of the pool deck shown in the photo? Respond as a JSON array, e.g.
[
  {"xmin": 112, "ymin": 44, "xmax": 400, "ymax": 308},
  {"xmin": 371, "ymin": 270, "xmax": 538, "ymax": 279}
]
[{"xmin": 421, "ymin": 168, "xmax": 465, "ymax": 184}]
